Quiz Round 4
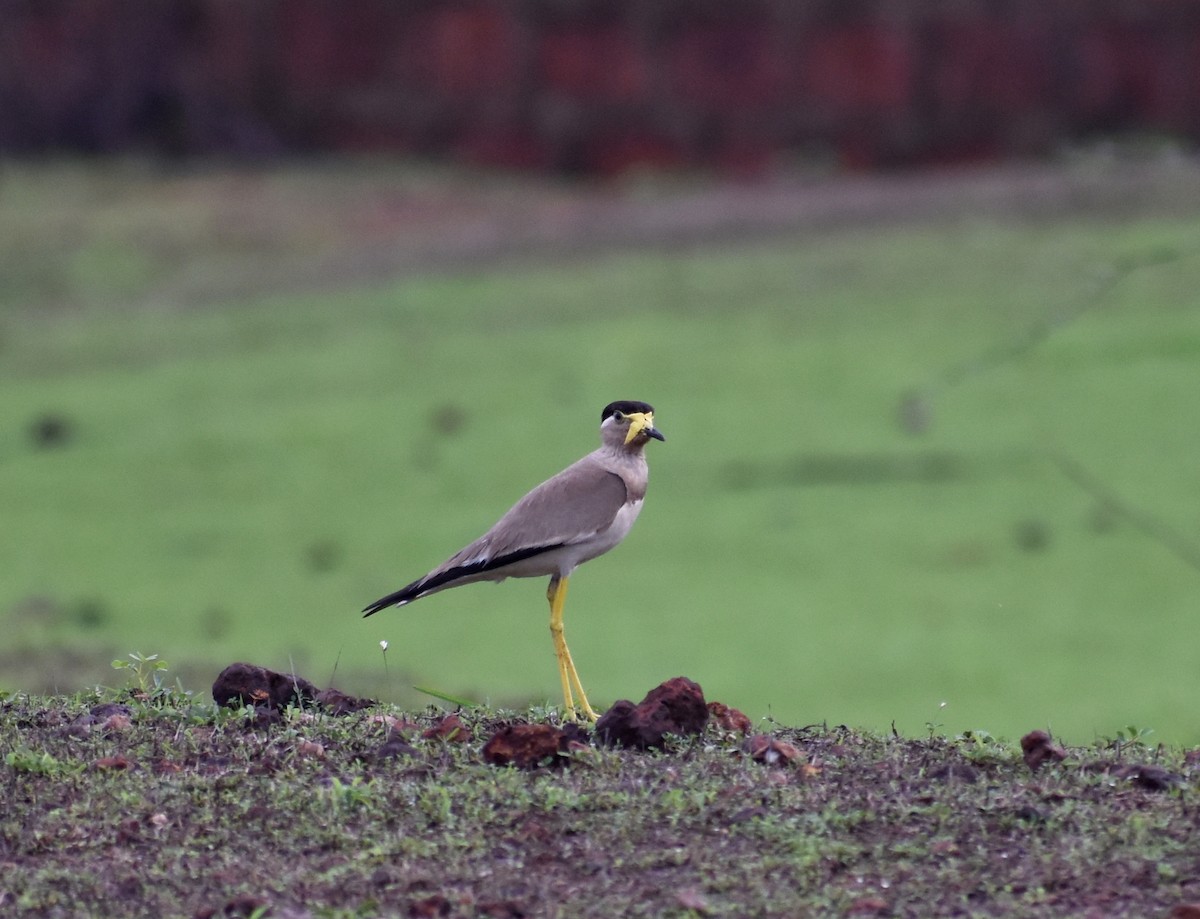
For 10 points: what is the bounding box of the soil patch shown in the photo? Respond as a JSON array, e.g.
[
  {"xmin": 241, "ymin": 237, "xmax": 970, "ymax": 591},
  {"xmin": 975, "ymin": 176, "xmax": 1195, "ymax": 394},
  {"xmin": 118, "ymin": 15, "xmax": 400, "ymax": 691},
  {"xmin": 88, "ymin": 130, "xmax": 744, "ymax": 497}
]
[{"xmin": 2, "ymin": 671, "xmax": 1197, "ymax": 917}]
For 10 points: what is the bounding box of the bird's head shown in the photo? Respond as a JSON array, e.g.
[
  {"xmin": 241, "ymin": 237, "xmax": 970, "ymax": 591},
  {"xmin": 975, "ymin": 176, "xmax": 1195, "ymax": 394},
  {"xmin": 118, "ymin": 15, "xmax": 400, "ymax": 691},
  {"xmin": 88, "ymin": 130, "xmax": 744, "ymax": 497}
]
[{"xmin": 601, "ymin": 400, "xmax": 665, "ymax": 447}]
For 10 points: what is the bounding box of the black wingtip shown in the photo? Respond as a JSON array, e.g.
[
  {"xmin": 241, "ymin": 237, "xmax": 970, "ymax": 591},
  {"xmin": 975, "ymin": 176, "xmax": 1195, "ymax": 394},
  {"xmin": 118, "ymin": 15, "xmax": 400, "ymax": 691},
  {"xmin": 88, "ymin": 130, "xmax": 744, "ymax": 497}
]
[
  {"xmin": 361, "ymin": 582, "xmax": 420, "ymax": 617},
  {"xmin": 362, "ymin": 545, "xmax": 561, "ymax": 618}
]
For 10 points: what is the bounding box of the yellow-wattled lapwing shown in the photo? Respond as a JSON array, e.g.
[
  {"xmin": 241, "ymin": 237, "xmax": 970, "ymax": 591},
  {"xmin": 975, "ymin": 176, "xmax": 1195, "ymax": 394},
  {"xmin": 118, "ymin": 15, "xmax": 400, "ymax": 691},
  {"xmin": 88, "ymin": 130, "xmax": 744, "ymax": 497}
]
[{"xmin": 363, "ymin": 401, "xmax": 664, "ymax": 721}]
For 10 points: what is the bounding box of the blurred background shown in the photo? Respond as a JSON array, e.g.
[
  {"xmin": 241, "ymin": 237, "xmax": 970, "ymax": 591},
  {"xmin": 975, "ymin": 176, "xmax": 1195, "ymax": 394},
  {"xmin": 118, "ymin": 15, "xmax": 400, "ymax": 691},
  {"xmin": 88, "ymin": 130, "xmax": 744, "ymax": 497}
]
[{"xmin": 2, "ymin": 1, "xmax": 1199, "ymax": 744}]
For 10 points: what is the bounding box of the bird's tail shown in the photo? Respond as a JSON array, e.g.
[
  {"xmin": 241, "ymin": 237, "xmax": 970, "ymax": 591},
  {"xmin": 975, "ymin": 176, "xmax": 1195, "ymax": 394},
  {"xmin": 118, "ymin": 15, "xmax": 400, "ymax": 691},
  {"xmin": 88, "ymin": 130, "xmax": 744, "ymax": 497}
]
[
  {"xmin": 362, "ymin": 543, "xmax": 555, "ymax": 617},
  {"xmin": 361, "ymin": 578, "xmax": 424, "ymax": 617}
]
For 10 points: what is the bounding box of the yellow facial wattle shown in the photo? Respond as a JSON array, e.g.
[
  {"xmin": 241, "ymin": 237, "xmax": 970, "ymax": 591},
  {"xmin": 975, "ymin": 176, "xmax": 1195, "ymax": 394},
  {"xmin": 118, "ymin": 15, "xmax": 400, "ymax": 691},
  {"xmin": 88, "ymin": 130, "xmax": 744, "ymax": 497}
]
[{"xmin": 623, "ymin": 412, "xmax": 654, "ymax": 445}]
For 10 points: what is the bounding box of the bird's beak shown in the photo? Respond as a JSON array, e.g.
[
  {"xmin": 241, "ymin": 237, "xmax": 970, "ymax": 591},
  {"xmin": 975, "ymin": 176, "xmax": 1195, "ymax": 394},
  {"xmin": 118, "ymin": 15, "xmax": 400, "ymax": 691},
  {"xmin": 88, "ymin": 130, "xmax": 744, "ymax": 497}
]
[{"xmin": 625, "ymin": 412, "xmax": 666, "ymax": 445}]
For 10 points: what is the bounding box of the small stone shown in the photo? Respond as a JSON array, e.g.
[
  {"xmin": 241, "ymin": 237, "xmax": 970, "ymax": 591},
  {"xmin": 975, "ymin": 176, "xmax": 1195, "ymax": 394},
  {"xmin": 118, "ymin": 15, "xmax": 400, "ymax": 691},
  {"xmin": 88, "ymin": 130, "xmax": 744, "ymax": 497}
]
[
  {"xmin": 422, "ymin": 714, "xmax": 471, "ymax": 743},
  {"xmin": 376, "ymin": 731, "xmax": 421, "ymax": 760},
  {"xmin": 482, "ymin": 723, "xmax": 576, "ymax": 769},
  {"xmin": 1021, "ymin": 730, "xmax": 1067, "ymax": 772},
  {"xmin": 368, "ymin": 713, "xmax": 419, "ymax": 732},
  {"xmin": 1112, "ymin": 763, "xmax": 1181, "ymax": 791},
  {"xmin": 707, "ymin": 701, "xmax": 752, "ymax": 734},
  {"xmin": 314, "ymin": 687, "xmax": 374, "ymax": 715},
  {"xmin": 742, "ymin": 734, "xmax": 802, "ymax": 767},
  {"xmin": 67, "ymin": 702, "xmax": 134, "ymax": 736},
  {"xmin": 295, "ymin": 740, "xmax": 325, "ymax": 758},
  {"xmin": 103, "ymin": 713, "xmax": 133, "ymax": 733}
]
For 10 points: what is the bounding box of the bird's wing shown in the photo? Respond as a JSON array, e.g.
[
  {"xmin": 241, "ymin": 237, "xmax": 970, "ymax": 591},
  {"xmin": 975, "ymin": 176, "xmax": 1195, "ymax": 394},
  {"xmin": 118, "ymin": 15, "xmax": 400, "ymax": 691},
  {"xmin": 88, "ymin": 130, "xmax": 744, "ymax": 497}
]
[
  {"xmin": 362, "ymin": 457, "xmax": 628, "ymax": 615},
  {"xmin": 480, "ymin": 458, "xmax": 628, "ymax": 558}
]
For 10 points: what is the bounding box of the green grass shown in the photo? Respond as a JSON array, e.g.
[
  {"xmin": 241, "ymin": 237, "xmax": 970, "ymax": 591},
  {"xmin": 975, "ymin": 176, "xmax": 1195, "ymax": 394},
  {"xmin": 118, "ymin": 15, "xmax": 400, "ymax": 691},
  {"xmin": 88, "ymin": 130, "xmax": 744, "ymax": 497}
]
[
  {"xmin": 2, "ymin": 162, "xmax": 1200, "ymax": 744},
  {"xmin": 1, "ymin": 687, "xmax": 1196, "ymax": 917}
]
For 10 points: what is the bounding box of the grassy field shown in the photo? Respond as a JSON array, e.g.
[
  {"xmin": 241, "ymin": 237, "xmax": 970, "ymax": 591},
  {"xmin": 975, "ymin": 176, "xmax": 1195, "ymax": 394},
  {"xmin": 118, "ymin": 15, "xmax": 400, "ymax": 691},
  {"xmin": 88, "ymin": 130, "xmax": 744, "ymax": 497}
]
[
  {"xmin": 2, "ymin": 159, "xmax": 1200, "ymax": 744},
  {"xmin": 2, "ymin": 688, "xmax": 1196, "ymax": 917}
]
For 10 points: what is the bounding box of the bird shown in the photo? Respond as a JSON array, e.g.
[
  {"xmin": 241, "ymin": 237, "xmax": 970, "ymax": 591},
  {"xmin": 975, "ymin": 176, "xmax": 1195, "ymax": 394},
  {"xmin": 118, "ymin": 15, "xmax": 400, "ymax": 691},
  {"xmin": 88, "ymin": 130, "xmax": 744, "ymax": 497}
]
[{"xmin": 363, "ymin": 400, "xmax": 665, "ymax": 721}]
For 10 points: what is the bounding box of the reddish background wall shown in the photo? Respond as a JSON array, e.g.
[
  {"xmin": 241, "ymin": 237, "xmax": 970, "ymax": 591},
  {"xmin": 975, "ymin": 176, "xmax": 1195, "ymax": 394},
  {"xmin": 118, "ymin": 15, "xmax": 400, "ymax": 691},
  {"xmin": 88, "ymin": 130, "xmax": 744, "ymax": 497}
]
[{"xmin": 3, "ymin": 0, "xmax": 1200, "ymax": 174}]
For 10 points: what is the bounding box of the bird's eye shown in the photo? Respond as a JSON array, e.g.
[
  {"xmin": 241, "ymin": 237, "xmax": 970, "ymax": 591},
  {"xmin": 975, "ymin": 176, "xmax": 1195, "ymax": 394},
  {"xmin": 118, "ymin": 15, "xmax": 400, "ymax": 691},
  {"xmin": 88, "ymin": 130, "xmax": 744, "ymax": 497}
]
[{"xmin": 612, "ymin": 411, "xmax": 625, "ymax": 422}]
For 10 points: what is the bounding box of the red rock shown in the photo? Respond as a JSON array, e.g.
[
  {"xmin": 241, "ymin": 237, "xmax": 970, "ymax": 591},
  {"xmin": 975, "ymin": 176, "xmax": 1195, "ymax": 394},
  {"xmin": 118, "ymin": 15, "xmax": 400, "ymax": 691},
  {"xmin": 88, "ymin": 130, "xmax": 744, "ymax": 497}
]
[
  {"xmin": 211, "ymin": 662, "xmax": 317, "ymax": 711},
  {"xmin": 422, "ymin": 714, "xmax": 471, "ymax": 743},
  {"xmin": 707, "ymin": 701, "xmax": 753, "ymax": 735},
  {"xmin": 482, "ymin": 723, "xmax": 581, "ymax": 769},
  {"xmin": 1021, "ymin": 729, "xmax": 1067, "ymax": 772},
  {"xmin": 595, "ymin": 677, "xmax": 708, "ymax": 749}
]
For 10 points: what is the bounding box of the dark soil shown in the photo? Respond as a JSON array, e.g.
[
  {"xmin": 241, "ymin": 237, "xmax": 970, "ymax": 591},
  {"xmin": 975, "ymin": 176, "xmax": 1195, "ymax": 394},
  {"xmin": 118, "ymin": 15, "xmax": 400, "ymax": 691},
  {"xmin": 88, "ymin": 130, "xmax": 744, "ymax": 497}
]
[
  {"xmin": 5, "ymin": 158, "xmax": 1200, "ymax": 915},
  {"xmin": 2, "ymin": 674, "xmax": 1198, "ymax": 918}
]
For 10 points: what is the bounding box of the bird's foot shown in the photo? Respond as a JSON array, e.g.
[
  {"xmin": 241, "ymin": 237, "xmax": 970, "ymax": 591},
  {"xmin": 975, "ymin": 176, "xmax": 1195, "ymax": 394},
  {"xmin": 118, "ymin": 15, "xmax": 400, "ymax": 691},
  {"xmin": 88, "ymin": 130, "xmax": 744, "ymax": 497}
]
[{"xmin": 567, "ymin": 700, "xmax": 600, "ymax": 724}]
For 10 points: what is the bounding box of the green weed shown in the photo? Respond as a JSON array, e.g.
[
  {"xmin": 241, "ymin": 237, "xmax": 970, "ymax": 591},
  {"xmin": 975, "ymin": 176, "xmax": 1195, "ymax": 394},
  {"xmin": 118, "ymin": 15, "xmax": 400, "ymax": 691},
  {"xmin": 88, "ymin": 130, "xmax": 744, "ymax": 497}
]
[
  {"xmin": 110, "ymin": 651, "xmax": 170, "ymax": 693},
  {"xmin": 5, "ymin": 747, "xmax": 69, "ymax": 776}
]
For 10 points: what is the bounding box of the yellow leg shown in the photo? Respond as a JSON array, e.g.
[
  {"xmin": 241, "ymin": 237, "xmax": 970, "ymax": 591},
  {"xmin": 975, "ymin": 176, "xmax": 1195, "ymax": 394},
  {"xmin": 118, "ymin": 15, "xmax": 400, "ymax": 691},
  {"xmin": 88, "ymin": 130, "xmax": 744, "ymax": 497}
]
[
  {"xmin": 547, "ymin": 575, "xmax": 599, "ymax": 722},
  {"xmin": 547, "ymin": 576, "xmax": 575, "ymax": 715}
]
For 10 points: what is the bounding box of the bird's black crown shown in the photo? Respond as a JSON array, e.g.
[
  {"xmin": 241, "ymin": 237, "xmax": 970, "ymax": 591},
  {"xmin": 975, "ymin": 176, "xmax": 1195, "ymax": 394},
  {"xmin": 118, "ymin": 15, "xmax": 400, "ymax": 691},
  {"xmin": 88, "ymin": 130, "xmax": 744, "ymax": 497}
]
[{"xmin": 602, "ymin": 400, "xmax": 655, "ymax": 421}]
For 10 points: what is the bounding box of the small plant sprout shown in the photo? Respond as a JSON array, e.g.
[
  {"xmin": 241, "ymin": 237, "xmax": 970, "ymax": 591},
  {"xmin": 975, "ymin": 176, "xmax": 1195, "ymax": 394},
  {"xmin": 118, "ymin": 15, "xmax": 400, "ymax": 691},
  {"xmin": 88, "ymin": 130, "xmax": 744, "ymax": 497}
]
[
  {"xmin": 1107, "ymin": 724, "xmax": 1156, "ymax": 756},
  {"xmin": 111, "ymin": 652, "xmax": 170, "ymax": 694},
  {"xmin": 958, "ymin": 728, "xmax": 997, "ymax": 745},
  {"xmin": 926, "ymin": 701, "xmax": 948, "ymax": 738},
  {"xmin": 327, "ymin": 776, "xmax": 375, "ymax": 813},
  {"xmin": 380, "ymin": 639, "xmax": 389, "ymax": 677}
]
